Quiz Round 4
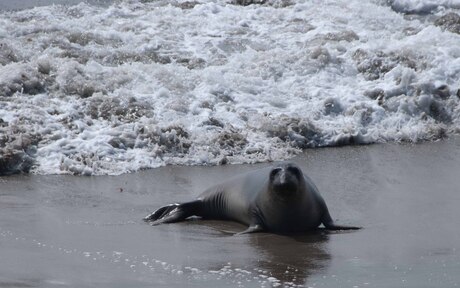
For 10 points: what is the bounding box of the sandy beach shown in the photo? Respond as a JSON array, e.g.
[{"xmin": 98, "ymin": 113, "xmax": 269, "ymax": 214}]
[{"xmin": 1, "ymin": 138, "xmax": 460, "ymax": 287}]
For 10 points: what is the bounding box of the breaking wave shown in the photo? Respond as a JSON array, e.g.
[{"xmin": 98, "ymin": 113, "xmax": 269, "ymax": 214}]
[{"xmin": 1, "ymin": 0, "xmax": 459, "ymax": 175}]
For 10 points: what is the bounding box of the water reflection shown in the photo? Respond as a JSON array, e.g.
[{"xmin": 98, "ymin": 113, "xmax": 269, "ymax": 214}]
[
  {"xmin": 195, "ymin": 220, "xmax": 331, "ymax": 286},
  {"xmin": 248, "ymin": 232, "xmax": 331, "ymax": 286}
]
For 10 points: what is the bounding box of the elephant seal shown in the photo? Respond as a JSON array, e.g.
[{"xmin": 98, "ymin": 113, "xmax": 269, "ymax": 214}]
[{"xmin": 144, "ymin": 163, "xmax": 360, "ymax": 234}]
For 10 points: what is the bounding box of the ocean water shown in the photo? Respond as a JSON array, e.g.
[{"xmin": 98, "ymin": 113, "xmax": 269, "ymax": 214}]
[{"xmin": 0, "ymin": 0, "xmax": 459, "ymax": 175}]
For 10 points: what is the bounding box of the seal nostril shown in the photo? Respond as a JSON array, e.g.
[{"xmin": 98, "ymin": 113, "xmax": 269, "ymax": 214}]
[
  {"xmin": 270, "ymin": 167, "xmax": 282, "ymax": 181},
  {"xmin": 287, "ymin": 166, "xmax": 302, "ymax": 179}
]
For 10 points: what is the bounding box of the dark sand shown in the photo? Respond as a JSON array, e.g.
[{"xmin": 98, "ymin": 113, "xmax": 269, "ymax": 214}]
[{"xmin": 1, "ymin": 138, "xmax": 460, "ymax": 287}]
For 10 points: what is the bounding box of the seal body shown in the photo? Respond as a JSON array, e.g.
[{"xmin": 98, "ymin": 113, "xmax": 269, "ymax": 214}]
[{"xmin": 144, "ymin": 163, "xmax": 360, "ymax": 234}]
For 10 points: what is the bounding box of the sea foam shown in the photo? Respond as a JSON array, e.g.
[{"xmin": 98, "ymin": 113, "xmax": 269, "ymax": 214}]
[{"xmin": 0, "ymin": 0, "xmax": 459, "ymax": 175}]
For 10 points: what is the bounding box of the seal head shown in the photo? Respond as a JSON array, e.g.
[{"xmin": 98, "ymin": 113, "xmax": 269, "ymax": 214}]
[{"xmin": 268, "ymin": 164, "xmax": 303, "ymax": 201}]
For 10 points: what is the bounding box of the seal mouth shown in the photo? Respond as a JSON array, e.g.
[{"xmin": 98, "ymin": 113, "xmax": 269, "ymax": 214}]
[
  {"xmin": 273, "ymin": 183, "xmax": 298, "ymax": 195},
  {"xmin": 273, "ymin": 189, "xmax": 298, "ymax": 202}
]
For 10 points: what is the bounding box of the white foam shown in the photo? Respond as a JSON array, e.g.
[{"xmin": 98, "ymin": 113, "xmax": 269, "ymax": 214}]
[
  {"xmin": 0, "ymin": 0, "xmax": 459, "ymax": 175},
  {"xmin": 391, "ymin": 0, "xmax": 460, "ymax": 14}
]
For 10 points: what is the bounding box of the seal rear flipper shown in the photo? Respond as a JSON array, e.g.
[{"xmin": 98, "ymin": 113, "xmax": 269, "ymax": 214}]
[{"xmin": 143, "ymin": 200, "xmax": 202, "ymax": 225}]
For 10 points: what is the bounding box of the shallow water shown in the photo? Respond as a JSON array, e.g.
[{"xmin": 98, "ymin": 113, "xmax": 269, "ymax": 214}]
[
  {"xmin": 1, "ymin": 0, "xmax": 460, "ymax": 175},
  {"xmin": 1, "ymin": 138, "xmax": 460, "ymax": 287}
]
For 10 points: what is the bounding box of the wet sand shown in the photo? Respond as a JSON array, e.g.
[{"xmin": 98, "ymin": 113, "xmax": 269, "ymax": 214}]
[{"xmin": 1, "ymin": 138, "xmax": 460, "ymax": 287}]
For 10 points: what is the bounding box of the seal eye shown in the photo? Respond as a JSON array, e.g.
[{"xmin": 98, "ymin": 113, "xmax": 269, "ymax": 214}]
[
  {"xmin": 270, "ymin": 168, "xmax": 282, "ymax": 181},
  {"xmin": 287, "ymin": 166, "xmax": 302, "ymax": 179}
]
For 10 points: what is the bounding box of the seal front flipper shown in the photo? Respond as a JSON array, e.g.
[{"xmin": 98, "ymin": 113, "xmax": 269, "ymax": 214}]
[
  {"xmin": 236, "ymin": 224, "xmax": 264, "ymax": 235},
  {"xmin": 143, "ymin": 200, "xmax": 202, "ymax": 225},
  {"xmin": 235, "ymin": 205, "xmax": 266, "ymax": 235},
  {"xmin": 323, "ymin": 221, "xmax": 361, "ymax": 230},
  {"xmin": 321, "ymin": 208, "xmax": 361, "ymax": 230},
  {"xmin": 317, "ymin": 196, "xmax": 361, "ymax": 231}
]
